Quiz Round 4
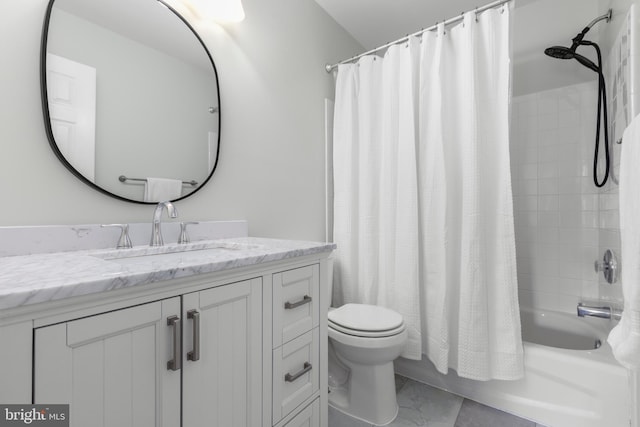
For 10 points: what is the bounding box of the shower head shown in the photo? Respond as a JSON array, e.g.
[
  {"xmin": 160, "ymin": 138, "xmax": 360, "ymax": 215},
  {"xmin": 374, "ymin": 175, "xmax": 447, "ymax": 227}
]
[
  {"xmin": 544, "ymin": 46, "xmax": 599, "ymax": 72},
  {"xmin": 544, "ymin": 9, "xmax": 611, "ymax": 72},
  {"xmin": 544, "ymin": 46, "xmax": 576, "ymax": 60}
]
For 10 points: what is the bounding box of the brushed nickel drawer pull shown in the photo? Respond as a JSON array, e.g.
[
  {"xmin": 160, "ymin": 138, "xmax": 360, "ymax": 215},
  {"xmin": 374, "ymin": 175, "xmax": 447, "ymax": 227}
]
[
  {"xmin": 284, "ymin": 295, "xmax": 312, "ymax": 310},
  {"xmin": 285, "ymin": 362, "xmax": 312, "ymax": 382},
  {"xmin": 167, "ymin": 315, "xmax": 181, "ymax": 371},
  {"xmin": 187, "ymin": 310, "xmax": 200, "ymax": 362}
]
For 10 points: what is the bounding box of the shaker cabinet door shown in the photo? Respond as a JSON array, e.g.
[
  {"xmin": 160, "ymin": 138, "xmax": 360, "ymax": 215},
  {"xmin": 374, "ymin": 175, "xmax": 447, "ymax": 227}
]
[
  {"xmin": 182, "ymin": 278, "xmax": 263, "ymax": 427},
  {"xmin": 34, "ymin": 298, "xmax": 181, "ymax": 427}
]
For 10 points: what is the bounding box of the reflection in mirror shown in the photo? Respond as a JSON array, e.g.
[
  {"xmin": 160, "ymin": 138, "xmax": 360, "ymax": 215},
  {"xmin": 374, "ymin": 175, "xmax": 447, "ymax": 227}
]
[{"xmin": 42, "ymin": 0, "xmax": 220, "ymax": 203}]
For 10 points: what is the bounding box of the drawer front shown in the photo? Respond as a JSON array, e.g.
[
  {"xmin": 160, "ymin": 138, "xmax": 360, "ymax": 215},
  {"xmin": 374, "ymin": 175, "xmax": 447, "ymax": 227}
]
[
  {"xmin": 281, "ymin": 398, "xmax": 320, "ymax": 427},
  {"xmin": 272, "ymin": 329, "xmax": 319, "ymax": 423},
  {"xmin": 273, "ymin": 265, "xmax": 320, "ymax": 348}
]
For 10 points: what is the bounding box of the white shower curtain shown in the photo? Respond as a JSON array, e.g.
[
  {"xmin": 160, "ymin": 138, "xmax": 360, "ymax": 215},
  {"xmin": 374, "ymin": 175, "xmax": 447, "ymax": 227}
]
[{"xmin": 333, "ymin": 6, "xmax": 524, "ymax": 380}]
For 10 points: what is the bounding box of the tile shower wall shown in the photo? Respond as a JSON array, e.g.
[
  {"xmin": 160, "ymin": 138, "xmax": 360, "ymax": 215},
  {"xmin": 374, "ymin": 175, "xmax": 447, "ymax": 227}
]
[{"xmin": 511, "ymin": 81, "xmax": 622, "ymax": 313}]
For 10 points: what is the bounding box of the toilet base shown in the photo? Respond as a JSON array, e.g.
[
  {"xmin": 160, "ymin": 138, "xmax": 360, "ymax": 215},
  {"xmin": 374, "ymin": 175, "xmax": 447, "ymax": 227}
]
[{"xmin": 328, "ymin": 357, "xmax": 400, "ymax": 426}]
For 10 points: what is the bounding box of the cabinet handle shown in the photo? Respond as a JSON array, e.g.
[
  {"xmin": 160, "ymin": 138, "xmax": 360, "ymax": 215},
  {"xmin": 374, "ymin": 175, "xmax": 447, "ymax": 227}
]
[
  {"xmin": 167, "ymin": 315, "xmax": 182, "ymax": 371},
  {"xmin": 284, "ymin": 295, "xmax": 312, "ymax": 310},
  {"xmin": 284, "ymin": 362, "xmax": 312, "ymax": 382},
  {"xmin": 187, "ymin": 310, "xmax": 200, "ymax": 362}
]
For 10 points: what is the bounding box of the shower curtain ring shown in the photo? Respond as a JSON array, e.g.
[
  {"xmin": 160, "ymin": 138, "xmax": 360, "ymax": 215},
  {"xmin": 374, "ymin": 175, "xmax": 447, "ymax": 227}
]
[{"xmin": 475, "ymin": 7, "xmax": 479, "ymax": 22}]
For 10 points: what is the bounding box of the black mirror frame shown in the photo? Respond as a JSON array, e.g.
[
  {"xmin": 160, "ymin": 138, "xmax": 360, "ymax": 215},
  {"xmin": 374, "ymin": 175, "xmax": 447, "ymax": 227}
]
[{"xmin": 40, "ymin": 0, "xmax": 221, "ymax": 204}]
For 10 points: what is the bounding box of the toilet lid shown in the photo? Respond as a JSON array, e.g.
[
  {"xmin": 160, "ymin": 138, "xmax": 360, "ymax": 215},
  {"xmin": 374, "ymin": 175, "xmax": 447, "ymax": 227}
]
[
  {"xmin": 328, "ymin": 303, "xmax": 404, "ymax": 332},
  {"xmin": 329, "ymin": 321, "xmax": 406, "ymax": 338}
]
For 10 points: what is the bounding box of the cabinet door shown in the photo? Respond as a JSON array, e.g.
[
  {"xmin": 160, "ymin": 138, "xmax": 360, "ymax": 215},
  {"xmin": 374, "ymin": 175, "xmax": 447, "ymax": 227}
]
[
  {"xmin": 34, "ymin": 298, "xmax": 181, "ymax": 427},
  {"xmin": 182, "ymin": 278, "xmax": 262, "ymax": 427}
]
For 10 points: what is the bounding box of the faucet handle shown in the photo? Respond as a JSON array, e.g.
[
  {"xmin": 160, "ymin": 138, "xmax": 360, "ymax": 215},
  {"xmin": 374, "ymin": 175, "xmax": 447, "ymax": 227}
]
[
  {"xmin": 101, "ymin": 224, "xmax": 133, "ymax": 249},
  {"xmin": 178, "ymin": 222, "xmax": 199, "ymax": 244}
]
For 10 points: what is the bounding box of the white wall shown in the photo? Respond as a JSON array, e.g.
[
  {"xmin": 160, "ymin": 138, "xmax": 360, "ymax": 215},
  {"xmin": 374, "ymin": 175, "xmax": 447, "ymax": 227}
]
[{"xmin": 0, "ymin": 0, "xmax": 361, "ymax": 241}]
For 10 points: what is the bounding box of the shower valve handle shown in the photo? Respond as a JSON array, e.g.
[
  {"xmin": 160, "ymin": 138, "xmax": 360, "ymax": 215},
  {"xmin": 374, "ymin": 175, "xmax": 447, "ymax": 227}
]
[{"xmin": 594, "ymin": 249, "xmax": 618, "ymax": 284}]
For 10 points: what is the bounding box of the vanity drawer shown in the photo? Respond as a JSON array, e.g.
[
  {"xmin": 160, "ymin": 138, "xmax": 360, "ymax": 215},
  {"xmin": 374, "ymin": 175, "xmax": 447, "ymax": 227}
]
[
  {"xmin": 273, "ymin": 265, "xmax": 320, "ymax": 347},
  {"xmin": 272, "ymin": 328, "xmax": 319, "ymax": 424},
  {"xmin": 279, "ymin": 398, "xmax": 320, "ymax": 427}
]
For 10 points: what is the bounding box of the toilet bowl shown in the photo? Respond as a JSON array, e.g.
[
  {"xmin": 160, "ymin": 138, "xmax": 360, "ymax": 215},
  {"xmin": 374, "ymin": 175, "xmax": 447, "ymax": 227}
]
[{"xmin": 327, "ymin": 303, "xmax": 408, "ymax": 426}]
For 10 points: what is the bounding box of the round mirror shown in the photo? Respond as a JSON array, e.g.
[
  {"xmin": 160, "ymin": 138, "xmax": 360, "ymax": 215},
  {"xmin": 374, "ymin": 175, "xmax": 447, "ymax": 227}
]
[{"xmin": 41, "ymin": 0, "xmax": 220, "ymax": 203}]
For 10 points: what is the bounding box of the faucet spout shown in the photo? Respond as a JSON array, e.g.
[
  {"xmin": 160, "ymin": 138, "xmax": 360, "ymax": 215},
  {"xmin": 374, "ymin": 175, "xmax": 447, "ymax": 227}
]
[
  {"xmin": 150, "ymin": 201, "xmax": 179, "ymax": 246},
  {"xmin": 577, "ymin": 302, "xmax": 622, "ymax": 320}
]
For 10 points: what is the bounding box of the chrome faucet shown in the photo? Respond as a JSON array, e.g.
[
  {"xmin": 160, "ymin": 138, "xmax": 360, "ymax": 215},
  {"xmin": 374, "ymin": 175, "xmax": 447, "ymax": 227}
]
[{"xmin": 150, "ymin": 201, "xmax": 178, "ymax": 246}]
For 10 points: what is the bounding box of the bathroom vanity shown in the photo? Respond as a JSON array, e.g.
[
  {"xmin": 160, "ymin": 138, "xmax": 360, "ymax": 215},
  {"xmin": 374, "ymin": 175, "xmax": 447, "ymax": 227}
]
[{"xmin": 0, "ymin": 223, "xmax": 333, "ymax": 427}]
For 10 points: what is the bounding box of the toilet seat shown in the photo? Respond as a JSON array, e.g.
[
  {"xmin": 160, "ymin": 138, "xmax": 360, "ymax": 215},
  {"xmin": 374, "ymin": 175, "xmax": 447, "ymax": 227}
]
[{"xmin": 328, "ymin": 303, "xmax": 405, "ymax": 338}]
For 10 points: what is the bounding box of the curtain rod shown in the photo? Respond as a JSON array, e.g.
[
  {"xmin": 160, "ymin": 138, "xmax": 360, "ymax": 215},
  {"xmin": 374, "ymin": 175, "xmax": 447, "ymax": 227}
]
[{"xmin": 325, "ymin": 0, "xmax": 512, "ymax": 73}]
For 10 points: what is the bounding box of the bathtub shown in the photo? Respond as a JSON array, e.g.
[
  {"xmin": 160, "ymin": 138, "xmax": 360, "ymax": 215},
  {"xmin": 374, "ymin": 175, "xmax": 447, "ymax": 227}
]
[{"xmin": 394, "ymin": 307, "xmax": 631, "ymax": 427}]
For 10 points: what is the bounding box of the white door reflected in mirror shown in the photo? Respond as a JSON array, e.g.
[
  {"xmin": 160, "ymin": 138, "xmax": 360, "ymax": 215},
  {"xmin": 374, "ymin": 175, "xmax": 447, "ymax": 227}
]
[{"xmin": 46, "ymin": 53, "xmax": 96, "ymax": 181}]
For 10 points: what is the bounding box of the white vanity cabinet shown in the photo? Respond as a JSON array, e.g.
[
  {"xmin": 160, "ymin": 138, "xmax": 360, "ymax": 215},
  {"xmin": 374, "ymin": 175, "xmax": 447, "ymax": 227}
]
[
  {"xmin": 34, "ymin": 298, "xmax": 182, "ymax": 427},
  {"xmin": 2, "ymin": 245, "xmax": 332, "ymax": 427},
  {"xmin": 34, "ymin": 278, "xmax": 263, "ymax": 427},
  {"xmin": 181, "ymin": 278, "xmax": 262, "ymax": 427},
  {"xmin": 271, "ymin": 265, "xmax": 322, "ymax": 427}
]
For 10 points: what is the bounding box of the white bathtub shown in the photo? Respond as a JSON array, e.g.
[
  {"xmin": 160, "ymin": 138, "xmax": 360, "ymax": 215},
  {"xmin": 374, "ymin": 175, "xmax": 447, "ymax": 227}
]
[{"xmin": 395, "ymin": 307, "xmax": 631, "ymax": 427}]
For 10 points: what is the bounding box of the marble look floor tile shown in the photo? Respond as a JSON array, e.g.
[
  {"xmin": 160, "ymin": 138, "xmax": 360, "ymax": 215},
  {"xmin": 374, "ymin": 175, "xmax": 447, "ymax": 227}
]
[
  {"xmin": 389, "ymin": 378, "xmax": 464, "ymax": 427},
  {"xmin": 328, "ymin": 376, "xmax": 537, "ymax": 427},
  {"xmin": 328, "ymin": 406, "xmax": 371, "ymax": 427},
  {"xmin": 453, "ymin": 399, "xmax": 536, "ymax": 427},
  {"xmin": 395, "ymin": 374, "xmax": 409, "ymax": 391}
]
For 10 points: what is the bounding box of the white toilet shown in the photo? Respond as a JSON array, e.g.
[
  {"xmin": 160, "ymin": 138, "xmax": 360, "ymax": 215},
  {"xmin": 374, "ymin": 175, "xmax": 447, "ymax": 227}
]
[{"xmin": 327, "ymin": 303, "xmax": 408, "ymax": 425}]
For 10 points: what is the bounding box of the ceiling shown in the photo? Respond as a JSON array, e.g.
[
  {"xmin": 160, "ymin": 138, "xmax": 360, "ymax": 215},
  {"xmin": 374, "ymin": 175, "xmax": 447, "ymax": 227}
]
[{"xmin": 313, "ymin": 0, "xmax": 601, "ymax": 56}]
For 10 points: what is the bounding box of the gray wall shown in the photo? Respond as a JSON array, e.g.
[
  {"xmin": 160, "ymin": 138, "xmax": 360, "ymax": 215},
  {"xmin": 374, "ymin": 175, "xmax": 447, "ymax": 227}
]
[{"xmin": 0, "ymin": 0, "xmax": 362, "ymax": 241}]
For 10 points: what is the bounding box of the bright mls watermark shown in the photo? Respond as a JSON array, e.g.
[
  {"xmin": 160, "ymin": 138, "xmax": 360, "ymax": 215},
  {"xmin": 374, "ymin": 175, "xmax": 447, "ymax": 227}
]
[{"xmin": 0, "ymin": 405, "xmax": 68, "ymax": 426}]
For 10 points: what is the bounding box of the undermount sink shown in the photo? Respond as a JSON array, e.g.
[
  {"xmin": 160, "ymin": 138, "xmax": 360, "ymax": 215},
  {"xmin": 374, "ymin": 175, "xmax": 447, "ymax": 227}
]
[
  {"xmin": 90, "ymin": 240, "xmax": 264, "ymax": 265},
  {"xmin": 100, "ymin": 247, "xmax": 239, "ymax": 266}
]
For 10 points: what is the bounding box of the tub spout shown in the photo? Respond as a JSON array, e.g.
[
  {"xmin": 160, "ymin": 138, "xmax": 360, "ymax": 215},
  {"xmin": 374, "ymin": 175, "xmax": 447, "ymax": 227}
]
[{"xmin": 577, "ymin": 303, "xmax": 621, "ymax": 320}]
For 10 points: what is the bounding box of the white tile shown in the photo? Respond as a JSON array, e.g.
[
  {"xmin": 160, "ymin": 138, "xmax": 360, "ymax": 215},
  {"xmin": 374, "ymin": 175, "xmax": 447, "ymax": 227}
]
[
  {"xmin": 515, "ymin": 196, "xmax": 538, "ymax": 211},
  {"xmin": 538, "ymin": 178, "xmax": 559, "ymax": 195},
  {"xmin": 538, "ymin": 195, "xmax": 559, "ymax": 211},
  {"xmin": 538, "ymin": 162, "xmax": 557, "ymax": 179},
  {"xmin": 515, "ymin": 226, "xmax": 538, "ymax": 243},
  {"xmin": 538, "ymin": 212, "xmax": 559, "ymax": 227},
  {"xmin": 581, "ymin": 228, "xmax": 599, "ymax": 246},
  {"xmin": 539, "ymin": 129, "xmax": 560, "ymax": 146},
  {"xmin": 521, "ymin": 146, "xmax": 537, "ymax": 164},
  {"xmin": 539, "ymin": 147, "xmax": 559, "ymax": 163},
  {"xmin": 559, "ymin": 210, "xmax": 580, "ymax": 227},
  {"xmin": 537, "ymin": 227, "xmax": 559, "ymax": 244},
  {"xmin": 581, "ymin": 194, "xmax": 599, "ymax": 211},
  {"xmin": 538, "ymin": 114, "xmax": 559, "ymax": 131},
  {"xmin": 557, "ymin": 127, "xmax": 580, "ymax": 145},
  {"xmin": 558, "ymin": 194, "xmax": 581, "ymax": 212},
  {"xmin": 581, "ymin": 211, "xmax": 599, "ymax": 228},
  {"xmin": 559, "ymin": 227, "xmax": 581, "ymax": 244},
  {"xmin": 558, "ymin": 109, "xmax": 580, "ymax": 128},
  {"xmin": 558, "ymin": 92, "xmax": 581, "ymax": 111},
  {"xmin": 599, "ymin": 229, "xmax": 621, "ymax": 248},
  {"xmin": 599, "ymin": 194, "xmax": 619, "ymax": 211},
  {"xmin": 558, "ymin": 177, "xmax": 582, "ymax": 194},
  {"xmin": 538, "ymin": 96, "xmax": 559, "ymax": 116},
  {"xmin": 519, "ymin": 164, "xmax": 538, "ymax": 180},
  {"xmin": 518, "ymin": 98, "xmax": 538, "ymax": 117},
  {"xmin": 599, "ymin": 210, "xmax": 619, "ymax": 229},
  {"xmin": 560, "ymin": 260, "xmax": 583, "ymax": 280}
]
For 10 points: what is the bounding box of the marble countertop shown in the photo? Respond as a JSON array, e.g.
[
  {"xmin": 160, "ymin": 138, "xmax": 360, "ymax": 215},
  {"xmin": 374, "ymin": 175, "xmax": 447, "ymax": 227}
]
[{"xmin": 0, "ymin": 237, "xmax": 335, "ymax": 310}]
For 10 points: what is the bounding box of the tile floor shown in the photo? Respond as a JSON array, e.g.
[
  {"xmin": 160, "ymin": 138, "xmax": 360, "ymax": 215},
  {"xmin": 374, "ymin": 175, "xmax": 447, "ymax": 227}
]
[{"xmin": 328, "ymin": 375, "xmax": 547, "ymax": 427}]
